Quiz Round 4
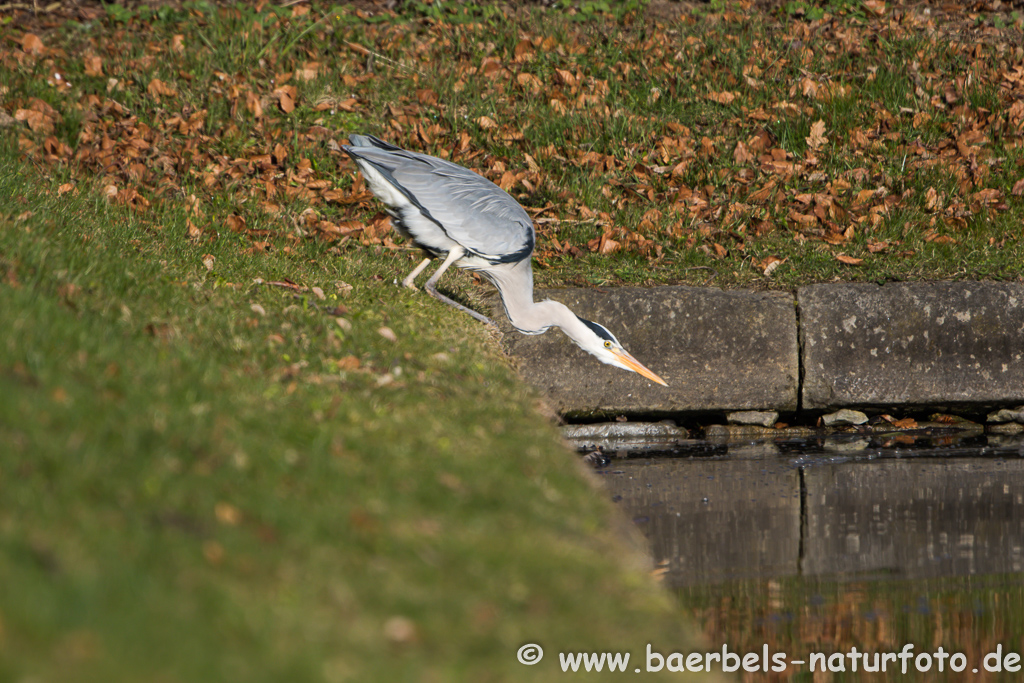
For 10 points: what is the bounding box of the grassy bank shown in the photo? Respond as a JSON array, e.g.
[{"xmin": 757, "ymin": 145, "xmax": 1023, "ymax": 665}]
[{"xmin": 0, "ymin": 155, "xmax": 708, "ymax": 680}]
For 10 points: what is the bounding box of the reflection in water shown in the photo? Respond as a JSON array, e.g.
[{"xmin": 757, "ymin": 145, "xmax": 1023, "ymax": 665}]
[{"xmin": 598, "ymin": 435, "xmax": 1024, "ymax": 681}]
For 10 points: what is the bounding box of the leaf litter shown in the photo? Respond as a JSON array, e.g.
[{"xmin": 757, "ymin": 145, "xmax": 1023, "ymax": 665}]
[{"xmin": 1, "ymin": 0, "xmax": 1022, "ymax": 289}]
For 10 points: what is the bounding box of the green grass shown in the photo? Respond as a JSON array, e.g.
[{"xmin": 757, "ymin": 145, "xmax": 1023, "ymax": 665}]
[
  {"xmin": 0, "ymin": 155, "xmax": 707, "ymax": 681},
  {"xmin": 6, "ymin": 1, "xmax": 1021, "ymax": 295}
]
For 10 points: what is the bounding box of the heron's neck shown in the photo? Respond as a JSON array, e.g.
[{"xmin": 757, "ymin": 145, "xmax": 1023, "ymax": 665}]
[{"xmin": 487, "ymin": 260, "xmax": 589, "ymax": 339}]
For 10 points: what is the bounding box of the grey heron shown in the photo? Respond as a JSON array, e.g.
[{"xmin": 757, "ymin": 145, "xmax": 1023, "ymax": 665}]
[{"xmin": 342, "ymin": 134, "xmax": 667, "ymax": 386}]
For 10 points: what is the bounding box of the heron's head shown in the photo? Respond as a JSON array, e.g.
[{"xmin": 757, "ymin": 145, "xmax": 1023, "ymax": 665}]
[{"xmin": 573, "ymin": 317, "xmax": 668, "ymax": 386}]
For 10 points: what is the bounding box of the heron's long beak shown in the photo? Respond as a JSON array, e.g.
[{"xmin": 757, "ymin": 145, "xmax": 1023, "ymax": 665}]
[{"xmin": 612, "ymin": 348, "xmax": 668, "ymax": 386}]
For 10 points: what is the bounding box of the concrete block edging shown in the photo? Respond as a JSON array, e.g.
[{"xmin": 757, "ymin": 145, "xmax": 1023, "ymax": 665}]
[{"xmin": 494, "ymin": 281, "xmax": 1024, "ymax": 416}]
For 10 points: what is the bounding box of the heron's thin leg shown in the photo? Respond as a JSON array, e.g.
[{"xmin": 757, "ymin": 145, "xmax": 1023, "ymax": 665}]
[
  {"xmin": 401, "ymin": 257, "xmax": 432, "ymax": 290},
  {"xmin": 423, "ymin": 247, "xmax": 498, "ymax": 329}
]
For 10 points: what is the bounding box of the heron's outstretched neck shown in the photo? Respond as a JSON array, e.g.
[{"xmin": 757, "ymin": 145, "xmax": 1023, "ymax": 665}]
[{"xmin": 485, "ymin": 259, "xmax": 590, "ymax": 340}]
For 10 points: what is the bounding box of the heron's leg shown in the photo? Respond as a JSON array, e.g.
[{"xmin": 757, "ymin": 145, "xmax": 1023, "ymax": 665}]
[
  {"xmin": 401, "ymin": 257, "xmax": 432, "ymax": 290},
  {"xmin": 423, "ymin": 247, "xmax": 498, "ymax": 329}
]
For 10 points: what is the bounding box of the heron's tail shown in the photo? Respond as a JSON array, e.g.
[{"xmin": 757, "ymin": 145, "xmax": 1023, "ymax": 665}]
[{"xmin": 346, "ymin": 134, "xmax": 400, "ymax": 151}]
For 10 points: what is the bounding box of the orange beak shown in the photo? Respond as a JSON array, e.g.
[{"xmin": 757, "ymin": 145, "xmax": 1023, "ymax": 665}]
[{"xmin": 611, "ymin": 348, "xmax": 668, "ymax": 386}]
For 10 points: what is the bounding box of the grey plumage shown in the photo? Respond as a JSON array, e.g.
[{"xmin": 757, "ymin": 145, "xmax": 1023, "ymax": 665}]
[
  {"xmin": 342, "ymin": 134, "xmax": 666, "ymax": 385},
  {"xmin": 344, "ymin": 134, "xmax": 533, "ymax": 263}
]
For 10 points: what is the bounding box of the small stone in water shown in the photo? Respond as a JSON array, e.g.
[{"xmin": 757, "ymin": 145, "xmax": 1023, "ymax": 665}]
[
  {"xmin": 821, "ymin": 408, "xmax": 869, "ymax": 426},
  {"xmin": 727, "ymin": 410, "xmax": 779, "ymax": 427}
]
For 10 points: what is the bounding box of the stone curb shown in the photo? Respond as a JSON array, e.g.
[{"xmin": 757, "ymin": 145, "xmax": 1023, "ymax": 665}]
[{"xmin": 491, "ymin": 281, "xmax": 1024, "ymax": 417}]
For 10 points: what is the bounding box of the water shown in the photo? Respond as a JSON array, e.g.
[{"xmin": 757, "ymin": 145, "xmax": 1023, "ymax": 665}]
[{"xmin": 595, "ymin": 432, "xmax": 1024, "ymax": 681}]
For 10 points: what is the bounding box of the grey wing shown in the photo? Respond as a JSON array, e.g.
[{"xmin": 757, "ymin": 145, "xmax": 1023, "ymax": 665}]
[{"xmin": 345, "ymin": 144, "xmax": 535, "ymax": 263}]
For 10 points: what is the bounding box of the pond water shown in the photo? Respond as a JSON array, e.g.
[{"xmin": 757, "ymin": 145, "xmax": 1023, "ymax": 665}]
[{"xmin": 595, "ymin": 432, "xmax": 1024, "ymax": 681}]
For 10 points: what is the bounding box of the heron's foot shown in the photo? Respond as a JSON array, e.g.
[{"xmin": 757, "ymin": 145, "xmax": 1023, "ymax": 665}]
[
  {"xmin": 425, "ymin": 282, "xmax": 498, "ymax": 330},
  {"xmin": 401, "ymin": 257, "xmax": 432, "ymax": 292}
]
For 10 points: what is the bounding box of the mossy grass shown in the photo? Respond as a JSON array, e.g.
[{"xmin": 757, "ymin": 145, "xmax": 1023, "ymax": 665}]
[{"xmin": 0, "ymin": 149, "xmax": 711, "ymax": 680}]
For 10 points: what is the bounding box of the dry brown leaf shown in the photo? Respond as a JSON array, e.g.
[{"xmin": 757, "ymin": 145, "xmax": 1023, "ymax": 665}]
[
  {"xmin": 806, "ymin": 120, "xmax": 828, "ymax": 150},
  {"xmin": 226, "ymin": 214, "xmax": 247, "ymax": 233},
  {"xmin": 296, "ymin": 62, "xmax": 321, "ymax": 81},
  {"xmin": 513, "ymin": 39, "xmax": 534, "ymax": 62},
  {"xmin": 1013, "ymin": 179, "xmax": 1024, "ymax": 197},
  {"xmin": 707, "ymin": 91, "xmax": 737, "ymax": 105},
  {"xmin": 757, "ymin": 255, "xmax": 786, "ymax": 276},
  {"xmin": 276, "ymin": 87, "xmax": 296, "ymax": 113},
  {"xmin": 147, "ymin": 78, "xmax": 177, "ymax": 101},
  {"xmin": 335, "ymin": 356, "xmax": 360, "ymax": 371},
  {"xmin": 748, "ymin": 181, "xmax": 776, "ymax": 204},
  {"xmin": 554, "ymin": 69, "xmax": 576, "ymax": 88},
  {"xmin": 836, "ymin": 254, "xmax": 863, "ymax": 265},
  {"xmin": 733, "ymin": 140, "xmax": 754, "ymax": 165},
  {"xmin": 971, "ymin": 188, "xmax": 1001, "ymax": 206},
  {"xmin": 21, "ymin": 33, "xmax": 45, "ymax": 56},
  {"xmin": 83, "ymin": 55, "xmax": 103, "ymax": 77},
  {"xmin": 15, "ymin": 108, "xmax": 51, "ymax": 133},
  {"xmin": 245, "ymin": 91, "xmax": 263, "ymax": 118},
  {"xmin": 863, "ymin": 0, "xmax": 886, "ymax": 15},
  {"xmin": 598, "ymin": 234, "xmax": 620, "ymax": 254},
  {"xmin": 476, "ymin": 116, "xmax": 498, "ymax": 130}
]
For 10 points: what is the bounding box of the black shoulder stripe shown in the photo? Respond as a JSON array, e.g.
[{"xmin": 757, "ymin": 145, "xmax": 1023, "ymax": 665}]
[{"xmin": 481, "ymin": 227, "xmax": 534, "ymax": 264}]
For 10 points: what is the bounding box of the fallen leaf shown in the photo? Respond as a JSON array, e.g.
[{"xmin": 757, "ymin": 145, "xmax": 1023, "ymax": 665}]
[
  {"xmin": 707, "ymin": 90, "xmax": 737, "ymax": 105},
  {"xmin": 476, "ymin": 115, "xmax": 499, "ymax": 130},
  {"xmin": 733, "ymin": 140, "xmax": 754, "ymax": 164},
  {"xmin": 335, "ymin": 356, "xmax": 360, "ymax": 371},
  {"xmin": 83, "ymin": 55, "xmax": 103, "ymax": 77},
  {"xmin": 147, "ymin": 78, "xmax": 177, "ymax": 101},
  {"xmin": 214, "ymin": 502, "xmax": 242, "ymax": 526},
  {"xmin": 836, "ymin": 254, "xmax": 863, "ymax": 265},
  {"xmin": 863, "ymin": 0, "xmax": 886, "ymax": 15},
  {"xmin": 275, "ymin": 86, "xmax": 296, "ymax": 113},
  {"xmin": 806, "ymin": 120, "xmax": 828, "ymax": 150},
  {"xmin": 378, "ymin": 326, "xmax": 397, "ymax": 342},
  {"xmin": 21, "ymin": 33, "xmax": 45, "ymax": 56}
]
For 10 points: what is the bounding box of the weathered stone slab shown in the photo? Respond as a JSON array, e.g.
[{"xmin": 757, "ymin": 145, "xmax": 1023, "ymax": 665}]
[
  {"xmin": 602, "ymin": 458, "xmax": 801, "ymax": 587},
  {"xmin": 799, "ymin": 282, "xmax": 1024, "ymax": 410},
  {"xmin": 493, "ymin": 286, "xmax": 799, "ymax": 417},
  {"xmin": 804, "ymin": 459, "xmax": 1024, "ymax": 578}
]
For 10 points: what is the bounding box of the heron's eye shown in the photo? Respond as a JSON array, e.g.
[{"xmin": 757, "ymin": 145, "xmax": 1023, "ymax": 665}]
[{"xmin": 603, "ymin": 341, "xmax": 612, "ymax": 349}]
